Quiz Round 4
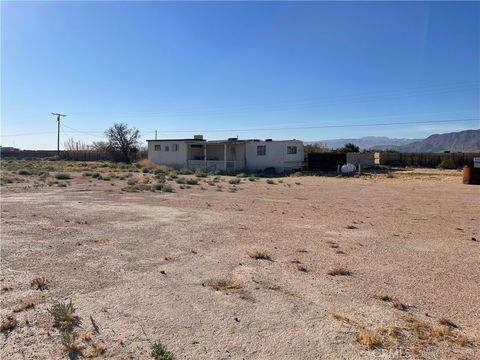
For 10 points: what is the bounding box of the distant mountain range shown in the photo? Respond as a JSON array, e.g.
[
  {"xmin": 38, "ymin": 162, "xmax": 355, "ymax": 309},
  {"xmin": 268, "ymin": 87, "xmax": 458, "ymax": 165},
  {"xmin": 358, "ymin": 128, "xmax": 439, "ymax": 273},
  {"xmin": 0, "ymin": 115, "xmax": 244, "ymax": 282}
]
[
  {"xmin": 307, "ymin": 136, "xmax": 420, "ymax": 150},
  {"xmin": 309, "ymin": 129, "xmax": 480, "ymax": 152}
]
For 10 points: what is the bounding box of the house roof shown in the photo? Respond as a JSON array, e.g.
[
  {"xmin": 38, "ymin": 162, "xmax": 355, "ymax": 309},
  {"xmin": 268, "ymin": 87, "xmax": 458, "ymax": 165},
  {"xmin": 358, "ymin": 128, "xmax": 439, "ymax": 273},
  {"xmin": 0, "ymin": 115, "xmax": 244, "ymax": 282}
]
[{"xmin": 146, "ymin": 139, "xmax": 205, "ymax": 142}]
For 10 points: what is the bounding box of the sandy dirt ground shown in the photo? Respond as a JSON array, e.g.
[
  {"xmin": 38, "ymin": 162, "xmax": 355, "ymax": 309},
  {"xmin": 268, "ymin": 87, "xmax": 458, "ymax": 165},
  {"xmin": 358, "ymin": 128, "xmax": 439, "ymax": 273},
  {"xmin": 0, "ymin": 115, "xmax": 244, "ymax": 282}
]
[{"xmin": 1, "ymin": 167, "xmax": 479, "ymax": 359}]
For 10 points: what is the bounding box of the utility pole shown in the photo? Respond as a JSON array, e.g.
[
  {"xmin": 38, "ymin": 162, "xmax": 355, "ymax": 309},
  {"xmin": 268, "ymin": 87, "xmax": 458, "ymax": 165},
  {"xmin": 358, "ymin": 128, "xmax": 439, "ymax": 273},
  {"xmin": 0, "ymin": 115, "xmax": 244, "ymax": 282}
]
[
  {"xmin": 155, "ymin": 130, "xmax": 157, "ymax": 140},
  {"xmin": 51, "ymin": 113, "xmax": 66, "ymax": 156}
]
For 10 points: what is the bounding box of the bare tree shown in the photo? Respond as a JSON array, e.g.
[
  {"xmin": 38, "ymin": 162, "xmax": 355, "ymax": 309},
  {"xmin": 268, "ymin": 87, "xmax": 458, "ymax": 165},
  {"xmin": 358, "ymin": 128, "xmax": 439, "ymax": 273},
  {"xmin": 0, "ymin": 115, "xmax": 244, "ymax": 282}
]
[
  {"xmin": 105, "ymin": 123, "xmax": 140, "ymax": 163},
  {"xmin": 304, "ymin": 142, "xmax": 330, "ymax": 154},
  {"xmin": 63, "ymin": 138, "xmax": 91, "ymax": 151}
]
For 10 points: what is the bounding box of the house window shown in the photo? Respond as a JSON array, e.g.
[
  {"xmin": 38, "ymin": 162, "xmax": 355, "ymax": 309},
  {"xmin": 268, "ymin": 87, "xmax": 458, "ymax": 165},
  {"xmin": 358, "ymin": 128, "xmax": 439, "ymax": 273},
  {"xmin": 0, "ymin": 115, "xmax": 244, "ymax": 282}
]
[
  {"xmin": 165, "ymin": 145, "xmax": 170, "ymax": 152},
  {"xmin": 287, "ymin": 146, "xmax": 297, "ymax": 154},
  {"xmin": 172, "ymin": 144, "xmax": 178, "ymax": 152},
  {"xmin": 257, "ymin": 145, "xmax": 266, "ymax": 156},
  {"xmin": 154, "ymin": 145, "xmax": 161, "ymax": 151}
]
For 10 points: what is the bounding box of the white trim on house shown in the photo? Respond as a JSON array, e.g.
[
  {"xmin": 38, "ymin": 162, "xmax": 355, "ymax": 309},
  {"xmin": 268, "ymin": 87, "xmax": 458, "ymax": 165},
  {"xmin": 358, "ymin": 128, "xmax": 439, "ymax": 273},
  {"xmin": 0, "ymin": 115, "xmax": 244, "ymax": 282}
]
[{"xmin": 147, "ymin": 137, "xmax": 304, "ymax": 173}]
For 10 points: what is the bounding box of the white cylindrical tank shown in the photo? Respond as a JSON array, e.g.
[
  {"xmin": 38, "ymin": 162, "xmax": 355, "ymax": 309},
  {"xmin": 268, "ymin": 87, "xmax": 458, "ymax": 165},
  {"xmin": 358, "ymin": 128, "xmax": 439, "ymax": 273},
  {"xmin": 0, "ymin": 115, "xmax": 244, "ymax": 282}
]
[{"xmin": 341, "ymin": 163, "xmax": 356, "ymax": 174}]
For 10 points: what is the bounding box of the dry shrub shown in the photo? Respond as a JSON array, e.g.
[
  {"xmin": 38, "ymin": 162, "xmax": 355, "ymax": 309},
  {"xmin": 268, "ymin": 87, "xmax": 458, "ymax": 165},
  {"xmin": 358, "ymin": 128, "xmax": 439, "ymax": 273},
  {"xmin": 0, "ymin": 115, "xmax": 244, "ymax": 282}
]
[
  {"xmin": 84, "ymin": 341, "xmax": 107, "ymax": 358},
  {"xmin": 61, "ymin": 331, "xmax": 85, "ymax": 356},
  {"xmin": 208, "ymin": 279, "xmax": 243, "ymax": 291},
  {"xmin": 401, "ymin": 314, "xmax": 473, "ymax": 348},
  {"xmin": 297, "ymin": 264, "xmax": 308, "ymax": 272},
  {"xmin": 346, "ymin": 225, "xmax": 358, "ymax": 229},
  {"xmin": 1, "ymin": 284, "xmax": 13, "ymax": 292},
  {"xmin": 30, "ymin": 276, "xmax": 49, "ymax": 291},
  {"xmin": 1, "ymin": 315, "xmax": 17, "ymax": 333},
  {"xmin": 331, "ymin": 313, "xmax": 352, "ymax": 324},
  {"xmin": 13, "ymin": 298, "xmax": 35, "ymax": 312},
  {"xmin": 373, "ymin": 293, "xmax": 392, "ymax": 302},
  {"xmin": 392, "ymin": 300, "xmax": 407, "ymax": 311},
  {"xmin": 136, "ymin": 159, "xmax": 156, "ymax": 169},
  {"xmin": 267, "ymin": 284, "xmax": 281, "ymax": 291},
  {"xmin": 247, "ymin": 250, "xmax": 272, "ymax": 261},
  {"xmin": 438, "ymin": 318, "xmax": 458, "ymax": 328},
  {"xmin": 356, "ymin": 329, "xmax": 382, "ymax": 349},
  {"xmin": 327, "ymin": 267, "xmax": 352, "ymax": 276}
]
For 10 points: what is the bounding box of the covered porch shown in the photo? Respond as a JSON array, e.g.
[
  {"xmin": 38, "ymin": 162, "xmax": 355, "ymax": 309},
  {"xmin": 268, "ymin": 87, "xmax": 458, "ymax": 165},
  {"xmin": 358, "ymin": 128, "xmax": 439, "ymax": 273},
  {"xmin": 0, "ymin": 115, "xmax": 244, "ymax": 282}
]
[{"xmin": 187, "ymin": 142, "xmax": 245, "ymax": 172}]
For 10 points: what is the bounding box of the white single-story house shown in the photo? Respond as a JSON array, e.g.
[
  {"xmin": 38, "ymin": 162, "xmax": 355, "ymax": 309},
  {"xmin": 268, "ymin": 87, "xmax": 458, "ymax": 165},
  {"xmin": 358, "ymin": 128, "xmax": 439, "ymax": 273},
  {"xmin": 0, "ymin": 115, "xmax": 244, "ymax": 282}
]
[{"xmin": 147, "ymin": 136, "xmax": 304, "ymax": 173}]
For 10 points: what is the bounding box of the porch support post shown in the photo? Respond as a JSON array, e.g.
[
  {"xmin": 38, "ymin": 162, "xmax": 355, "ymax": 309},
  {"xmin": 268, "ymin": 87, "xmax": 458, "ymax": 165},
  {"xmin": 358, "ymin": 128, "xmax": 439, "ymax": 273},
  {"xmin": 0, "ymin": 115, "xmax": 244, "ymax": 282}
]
[
  {"xmin": 204, "ymin": 144, "xmax": 207, "ymax": 170},
  {"xmin": 224, "ymin": 144, "xmax": 227, "ymax": 171}
]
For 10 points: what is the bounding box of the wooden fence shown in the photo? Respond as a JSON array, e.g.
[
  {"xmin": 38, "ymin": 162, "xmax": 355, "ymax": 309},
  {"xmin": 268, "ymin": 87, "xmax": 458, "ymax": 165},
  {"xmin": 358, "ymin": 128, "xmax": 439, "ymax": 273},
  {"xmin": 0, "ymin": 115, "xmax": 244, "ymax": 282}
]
[
  {"xmin": 375, "ymin": 152, "xmax": 479, "ymax": 168},
  {"xmin": 307, "ymin": 153, "xmax": 346, "ymax": 171}
]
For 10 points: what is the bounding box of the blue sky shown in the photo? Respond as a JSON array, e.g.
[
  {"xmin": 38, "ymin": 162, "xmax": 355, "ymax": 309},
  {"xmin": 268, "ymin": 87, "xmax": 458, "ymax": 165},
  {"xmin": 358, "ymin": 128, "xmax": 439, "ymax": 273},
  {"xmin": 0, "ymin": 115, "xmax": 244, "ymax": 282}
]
[{"xmin": 1, "ymin": 1, "xmax": 479, "ymax": 149}]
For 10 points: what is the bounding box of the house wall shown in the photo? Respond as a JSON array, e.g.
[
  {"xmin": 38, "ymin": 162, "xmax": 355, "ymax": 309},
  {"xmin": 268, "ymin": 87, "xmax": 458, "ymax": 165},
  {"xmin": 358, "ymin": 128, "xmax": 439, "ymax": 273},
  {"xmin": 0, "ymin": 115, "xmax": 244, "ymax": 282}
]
[
  {"xmin": 148, "ymin": 141, "xmax": 190, "ymax": 168},
  {"xmin": 245, "ymin": 140, "xmax": 303, "ymax": 172}
]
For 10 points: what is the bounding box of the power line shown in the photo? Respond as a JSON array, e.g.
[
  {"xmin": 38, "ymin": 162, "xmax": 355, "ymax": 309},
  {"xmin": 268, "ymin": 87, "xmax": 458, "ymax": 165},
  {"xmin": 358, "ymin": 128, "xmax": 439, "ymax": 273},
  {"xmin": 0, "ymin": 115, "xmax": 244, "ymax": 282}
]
[
  {"xmin": 3, "ymin": 117, "xmax": 477, "ymax": 138},
  {"xmin": 152, "ymin": 118, "xmax": 480, "ymax": 133}
]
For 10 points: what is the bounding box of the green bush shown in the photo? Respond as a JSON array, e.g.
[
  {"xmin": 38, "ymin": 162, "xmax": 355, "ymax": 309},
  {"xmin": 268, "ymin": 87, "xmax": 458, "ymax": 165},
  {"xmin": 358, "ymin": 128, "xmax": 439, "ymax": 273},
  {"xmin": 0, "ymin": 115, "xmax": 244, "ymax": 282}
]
[
  {"xmin": 186, "ymin": 178, "xmax": 199, "ymax": 185},
  {"xmin": 161, "ymin": 184, "xmax": 173, "ymax": 192},
  {"xmin": 151, "ymin": 341, "xmax": 174, "ymax": 360},
  {"xmin": 38, "ymin": 171, "xmax": 50, "ymax": 178},
  {"xmin": 18, "ymin": 169, "xmax": 32, "ymax": 176},
  {"xmin": 142, "ymin": 167, "xmax": 150, "ymax": 173},
  {"xmin": 168, "ymin": 171, "xmax": 178, "ymax": 179},
  {"xmin": 83, "ymin": 172, "xmax": 93, "ymax": 177},
  {"xmin": 175, "ymin": 177, "xmax": 187, "ymax": 184},
  {"xmin": 56, "ymin": 173, "xmax": 71, "ymax": 180},
  {"xmin": 92, "ymin": 172, "xmax": 101, "ymax": 178},
  {"xmin": 229, "ymin": 178, "xmax": 241, "ymax": 185},
  {"xmin": 127, "ymin": 178, "xmax": 138, "ymax": 186},
  {"xmin": 194, "ymin": 169, "xmax": 207, "ymax": 178},
  {"xmin": 266, "ymin": 179, "xmax": 276, "ymax": 185},
  {"xmin": 178, "ymin": 168, "xmax": 194, "ymax": 175},
  {"xmin": 236, "ymin": 172, "xmax": 248, "ymax": 178}
]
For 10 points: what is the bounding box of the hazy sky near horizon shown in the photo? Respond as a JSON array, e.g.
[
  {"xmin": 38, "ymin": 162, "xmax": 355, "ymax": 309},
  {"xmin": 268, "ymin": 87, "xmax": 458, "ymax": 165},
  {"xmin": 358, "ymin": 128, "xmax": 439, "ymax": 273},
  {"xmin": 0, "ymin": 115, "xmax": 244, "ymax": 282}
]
[{"xmin": 1, "ymin": 1, "xmax": 479, "ymax": 149}]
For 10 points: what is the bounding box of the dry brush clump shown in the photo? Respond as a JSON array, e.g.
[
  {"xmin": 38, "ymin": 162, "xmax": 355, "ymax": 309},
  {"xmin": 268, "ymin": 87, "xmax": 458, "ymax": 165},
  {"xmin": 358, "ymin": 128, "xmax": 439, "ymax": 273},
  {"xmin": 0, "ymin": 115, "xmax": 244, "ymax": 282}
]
[
  {"xmin": 247, "ymin": 250, "xmax": 273, "ymax": 261},
  {"xmin": 13, "ymin": 298, "xmax": 35, "ymax": 313},
  {"xmin": 331, "ymin": 309, "xmax": 475, "ymax": 355},
  {"xmin": 1, "ymin": 315, "xmax": 18, "ymax": 333},
  {"xmin": 207, "ymin": 279, "xmax": 244, "ymax": 291},
  {"xmin": 30, "ymin": 276, "xmax": 49, "ymax": 291},
  {"xmin": 327, "ymin": 266, "xmax": 352, "ymax": 276}
]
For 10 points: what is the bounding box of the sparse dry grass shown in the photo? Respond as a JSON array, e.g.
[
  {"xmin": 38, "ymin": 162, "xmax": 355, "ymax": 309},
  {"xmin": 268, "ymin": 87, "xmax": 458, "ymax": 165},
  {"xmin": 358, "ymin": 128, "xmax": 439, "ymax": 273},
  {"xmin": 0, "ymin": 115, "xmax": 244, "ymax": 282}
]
[
  {"xmin": 392, "ymin": 300, "xmax": 407, "ymax": 311},
  {"xmin": 13, "ymin": 298, "xmax": 35, "ymax": 312},
  {"xmin": 30, "ymin": 276, "xmax": 49, "ymax": 291},
  {"xmin": 247, "ymin": 250, "xmax": 273, "ymax": 261},
  {"xmin": 1, "ymin": 284, "xmax": 14, "ymax": 292},
  {"xmin": 331, "ymin": 313, "xmax": 352, "ymax": 323},
  {"xmin": 373, "ymin": 293, "xmax": 392, "ymax": 302},
  {"xmin": 208, "ymin": 279, "xmax": 244, "ymax": 291},
  {"xmin": 267, "ymin": 284, "xmax": 281, "ymax": 291},
  {"xmin": 438, "ymin": 318, "xmax": 458, "ymax": 328},
  {"xmin": 356, "ymin": 329, "xmax": 382, "ymax": 349},
  {"xmin": 327, "ymin": 267, "xmax": 352, "ymax": 276}
]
